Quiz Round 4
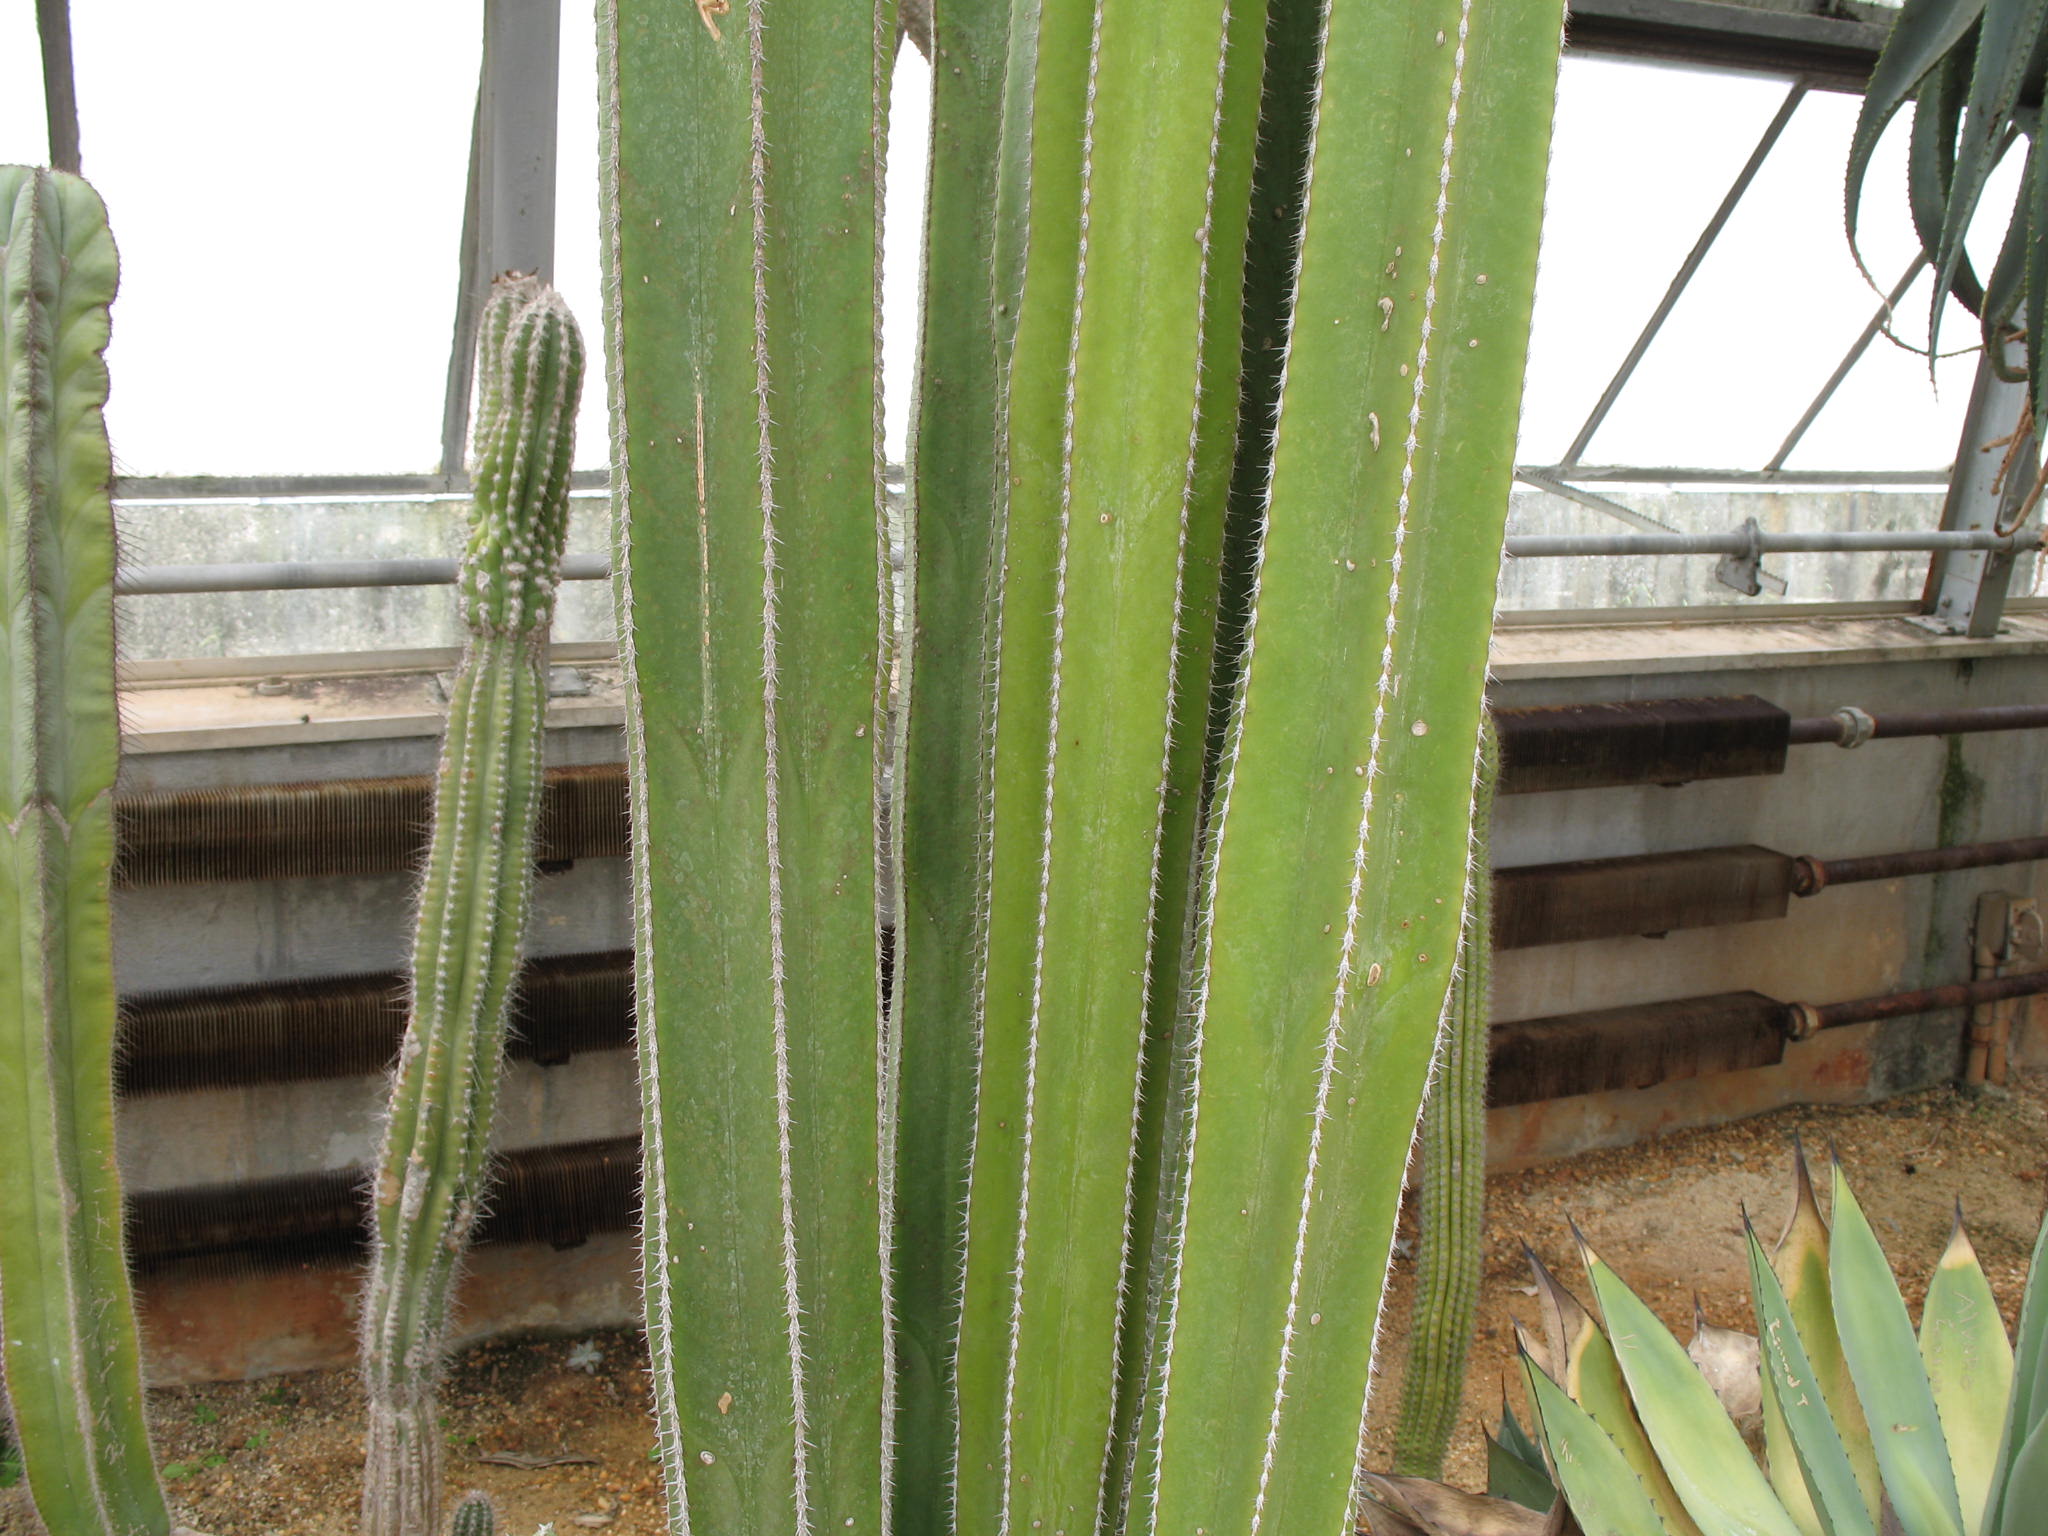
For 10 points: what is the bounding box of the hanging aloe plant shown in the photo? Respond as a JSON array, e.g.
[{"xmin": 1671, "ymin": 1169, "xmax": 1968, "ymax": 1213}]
[
  {"xmin": 597, "ymin": 0, "xmax": 1564, "ymax": 1530},
  {"xmin": 1848, "ymin": 0, "xmax": 2048, "ymax": 434}
]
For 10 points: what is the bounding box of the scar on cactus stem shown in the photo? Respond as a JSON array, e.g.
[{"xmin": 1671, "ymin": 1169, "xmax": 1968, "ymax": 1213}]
[{"xmin": 358, "ymin": 272, "xmax": 584, "ymax": 1536}]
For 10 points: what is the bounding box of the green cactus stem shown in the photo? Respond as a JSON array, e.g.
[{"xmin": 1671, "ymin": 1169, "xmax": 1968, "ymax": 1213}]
[
  {"xmin": 1135, "ymin": 2, "xmax": 1563, "ymax": 1530},
  {"xmin": 360, "ymin": 273, "xmax": 583, "ymax": 1536},
  {"xmin": 449, "ymin": 1490, "xmax": 498, "ymax": 1536},
  {"xmin": 1392, "ymin": 719, "xmax": 1500, "ymax": 1478},
  {"xmin": 598, "ymin": 3, "xmax": 893, "ymax": 1531},
  {"xmin": 0, "ymin": 165, "xmax": 172, "ymax": 1536}
]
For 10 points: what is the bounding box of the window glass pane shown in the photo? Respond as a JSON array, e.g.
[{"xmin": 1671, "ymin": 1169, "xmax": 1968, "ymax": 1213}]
[
  {"xmin": 67, "ymin": 3, "xmax": 481, "ymax": 477},
  {"xmin": 1521, "ymin": 57, "xmax": 2004, "ymax": 475}
]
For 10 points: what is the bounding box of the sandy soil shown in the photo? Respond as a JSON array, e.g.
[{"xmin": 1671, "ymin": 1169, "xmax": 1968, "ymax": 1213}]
[{"xmin": 4, "ymin": 1072, "xmax": 2044, "ymax": 1535}]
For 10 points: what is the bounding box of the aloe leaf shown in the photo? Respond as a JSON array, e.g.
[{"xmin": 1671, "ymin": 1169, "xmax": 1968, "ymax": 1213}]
[
  {"xmin": 1908, "ymin": 44, "xmax": 1985, "ymax": 317},
  {"xmin": 1929, "ymin": 0, "xmax": 2048, "ymax": 367},
  {"xmin": 1522, "ymin": 1354, "xmax": 1670, "ymax": 1536},
  {"xmin": 1848, "ymin": 0, "xmax": 1987, "ymax": 278},
  {"xmin": 0, "ymin": 164, "xmax": 172, "ymax": 1536},
  {"xmin": 1978, "ymin": 153, "xmax": 2030, "ymax": 377},
  {"xmin": 1980, "ymin": 1201, "xmax": 2048, "ymax": 1536},
  {"xmin": 1749, "ymin": 1221, "xmax": 1878, "ymax": 1536},
  {"xmin": 1138, "ymin": 0, "xmax": 1565, "ymax": 1529},
  {"xmin": 597, "ymin": 2, "xmax": 892, "ymax": 1529},
  {"xmin": 1828, "ymin": 1164, "xmax": 1965, "ymax": 1536},
  {"xmin": 1777, "ymin": 1141, "xmax": 1884, "ymax": 1524},
  {"xmin": 1916, "ymin": 1208, "xmax": 2012, "ymax": 1535},
  {"xmin": 1500, "ymin": 1395, "xmax": 1548, "ymax": 1472},
  {"xmin": 1585, "ymin": 1244, "xmax": 1804, "ymax": 1536}
]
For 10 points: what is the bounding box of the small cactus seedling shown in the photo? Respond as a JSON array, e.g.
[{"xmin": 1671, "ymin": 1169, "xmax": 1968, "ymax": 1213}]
[
  {"xmin": 0, "ymin": 164, "xmax": 173, "ymax": 1536},
  {"xmin": 359, "ymin": 273, "xmax": 584, "ymax": 1536},
  {"xmin": 449, "ymin": 1490, "xmax": 497, "ymax": 1536}
]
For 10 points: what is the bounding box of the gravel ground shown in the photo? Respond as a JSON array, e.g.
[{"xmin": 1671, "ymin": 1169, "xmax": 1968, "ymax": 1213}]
[{"xmin": 4, "ymin": 1072, "xmax": 2043, "ymax": 1534}]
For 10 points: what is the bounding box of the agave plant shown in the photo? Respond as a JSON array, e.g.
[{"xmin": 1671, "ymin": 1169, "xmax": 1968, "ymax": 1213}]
[{"xmin": 1515, "ymin": 1146, "xmax": 2048, "ymax": 1536}]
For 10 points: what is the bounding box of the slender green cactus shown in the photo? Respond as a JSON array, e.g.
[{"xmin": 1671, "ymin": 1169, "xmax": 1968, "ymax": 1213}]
[
  {"xmin": 449, "ymin": 1490, "xmax": 497, "ymax": 1536},
  {"xmin": 360, "ymin": 273, "xmax": 583, "ymax": 1536},
  {"xmin": 1392, "ymin": 720, "xmax": 1500, "ymax": 1478},
  {"xmin": 598, "ymin": 4, "xmax": 893, "ymax": 1532},
  {"xmin": 0, "ymin": 165, "xmax": 173, "ymax": 1536}
]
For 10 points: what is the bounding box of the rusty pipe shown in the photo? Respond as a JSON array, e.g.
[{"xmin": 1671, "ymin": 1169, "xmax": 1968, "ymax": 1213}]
[
  {"xmin": 1788, "ymin": 702, "xmax": 2048, "ymax": 748},
  {"xmin": 1792, "ymin": 835, "xmax": 2048, "ymax": 896},
  {"xmin": 1785, "ymin": 968, "xmax": 2048, "ymax": 1038}
]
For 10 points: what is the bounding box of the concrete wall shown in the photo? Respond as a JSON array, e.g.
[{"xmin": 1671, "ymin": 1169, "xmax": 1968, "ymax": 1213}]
[{"xmin": 112, "ymin": 610, "xmax": 2048, "ymax": 1378}]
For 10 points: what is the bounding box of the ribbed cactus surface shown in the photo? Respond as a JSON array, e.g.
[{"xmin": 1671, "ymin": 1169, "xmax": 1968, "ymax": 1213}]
[
  {"xmin": 360, "ymin": 273, "xmax": 583, "ymax": 1536},
  {"xmin": 598, "ymin": 0, "xmax": 1563, "ymax": 1529},
  {"xmin": 598, "ymin": 3, "xmax": 893, "ymax": 1532},
  {"xmin": 1133, "ymin": 3, "xmax": 1562, "ymax": 1531},
  {"xmin": 0, "ymin": 164, "xmax": 171, "ymax": 1536},
  {"xmin": 944, "ymin": 0, "xmax": 1269, "ymax": 1530},
  {"xmin": 1393, "ymin": 720, "xmax": 1500, "ymax": 1478}
]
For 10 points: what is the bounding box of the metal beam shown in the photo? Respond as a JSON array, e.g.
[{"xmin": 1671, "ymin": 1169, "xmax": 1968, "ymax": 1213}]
[
  {"xmin": 1766, "ymin": 254, "xmax": 1926, "ymax": 472},
  {"xmin": 1564, "ymin": 0, "xmax": 1894, "ymax": 93},
  {"xmin": 1919, "ymin": 320, "xmax": 2036, "ymax": 637},
  {"xmin": 439, "ymin": 0, "xmax": 563, "ymax": 476}
]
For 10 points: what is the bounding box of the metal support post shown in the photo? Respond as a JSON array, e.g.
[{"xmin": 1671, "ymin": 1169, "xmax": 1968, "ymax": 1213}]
[
  {"xmin": 439, "ymin": 0, "xmax": 563, "ymax": 475},
  {"xmin": 1919, "ymin": 319, "xmax": 2035, "ymax": 636}
]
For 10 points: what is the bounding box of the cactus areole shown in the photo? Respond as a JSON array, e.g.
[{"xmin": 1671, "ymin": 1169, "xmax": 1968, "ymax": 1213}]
[{"xmin": 360, "ymin": 273, "xmax": 584, "ymax": 1536}]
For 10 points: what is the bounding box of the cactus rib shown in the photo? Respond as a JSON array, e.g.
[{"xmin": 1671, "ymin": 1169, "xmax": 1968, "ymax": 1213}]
[
  {"xmin": 1392, "ymin": 720, "xmax": 1499, "ymax": 1479},
  {"xmin": 0, "ymin": 164, "xmax": 172, "ymax": 1536},
  {"xmin": 599, "ymin": 0, "xmax": 893, "ymax": 1528},
  {"xmin": 359, "ymin": 273, "xmax": 583, "ymax": 1536},
  {"xmin": 1141, "ymin": 1, "xmax": 1564, "ymax": 1530}
]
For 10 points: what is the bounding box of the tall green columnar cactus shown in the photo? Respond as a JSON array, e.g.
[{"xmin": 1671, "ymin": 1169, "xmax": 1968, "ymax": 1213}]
[
  {"xmin": 0, "ymin": 166, "xmax": 172, "ymax": 1536},
  {"xmin": 360, "ymin": 273, "xmax": 583, "ymax": 1536},
  {"xmin": 599, "ymin": 0, "xmax": 1561, "ymax": 1527},
  {"xmin": 598, "ymin": 2, "xmax": 894, "ymax": 1532},
  {"xmin": 1132, "ymin": 2, "xmax": 1561, "ymax": 1530},
  {"xmin": 1392, "ymin": 721, "xmax": 1500, "ymax": 1478}
]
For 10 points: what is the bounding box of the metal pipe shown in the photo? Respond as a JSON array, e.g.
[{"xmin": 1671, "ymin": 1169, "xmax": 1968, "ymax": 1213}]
[
  {"xmin": 1792, "ymin": 835, "xmax": 2048, "ymax": 896},
  {"xmin": 115, "ymin": 551, "xmax": 610, "ymax": 596},
  {"xmin": 1787, "ymin": 702, "xmax": 2048, "ymax": 747},
  {"xmin": 114, "ymin": 526, "xmax": 2035, "ymax": 595},
  {"xmin": 1505, "ymin": 528, "xmax": 2042, "ymax": 559},
  {"xmin": 1789, "ymin": 969, "xmax": 2048, "ymax": 1036}
]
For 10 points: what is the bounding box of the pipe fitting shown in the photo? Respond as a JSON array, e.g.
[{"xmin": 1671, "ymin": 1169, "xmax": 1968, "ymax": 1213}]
[{"xmin": 1830, "ymin": 705, "xmax": 1876, "ymax": 748}]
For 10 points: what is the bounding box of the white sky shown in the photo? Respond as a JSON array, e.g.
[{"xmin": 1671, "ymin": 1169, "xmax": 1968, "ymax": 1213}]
[{"xmin": 0, "ymin": 5, "xmax": 2013, "ymax": 480}]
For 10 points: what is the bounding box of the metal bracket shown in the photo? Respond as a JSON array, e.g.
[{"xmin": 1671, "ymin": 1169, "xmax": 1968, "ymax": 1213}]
[{"xmin": 1713, "ymin": 517, "xmax": 1789, "ymax": 597}]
